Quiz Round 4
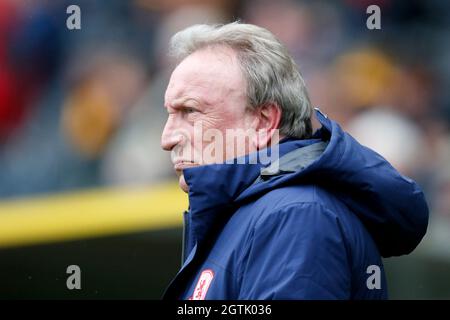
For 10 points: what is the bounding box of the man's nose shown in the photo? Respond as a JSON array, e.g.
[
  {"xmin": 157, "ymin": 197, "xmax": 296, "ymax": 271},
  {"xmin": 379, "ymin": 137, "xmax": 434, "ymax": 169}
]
[{"xmin": 161, "ymin": 116, "xmax": 182, "ymax": 151}]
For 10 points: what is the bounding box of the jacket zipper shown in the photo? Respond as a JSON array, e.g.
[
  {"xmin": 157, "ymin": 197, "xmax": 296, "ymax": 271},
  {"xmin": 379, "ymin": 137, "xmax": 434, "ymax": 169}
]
[{"xmin": 181, "ymin": 210, "xmax": 189, "ymax": 266}]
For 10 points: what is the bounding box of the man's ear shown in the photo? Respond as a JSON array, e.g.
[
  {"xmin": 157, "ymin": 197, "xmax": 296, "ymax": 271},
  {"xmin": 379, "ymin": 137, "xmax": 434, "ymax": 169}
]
[{"xmin": 250, "ymin": 103, "xmax": 282, "ymax": 150}]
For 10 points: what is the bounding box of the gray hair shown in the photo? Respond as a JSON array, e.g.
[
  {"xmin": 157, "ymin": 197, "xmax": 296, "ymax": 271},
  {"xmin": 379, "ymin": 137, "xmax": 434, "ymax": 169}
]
[{"xmin": 169, "ymin": 21, "xmax": 313, "ymax": 139}]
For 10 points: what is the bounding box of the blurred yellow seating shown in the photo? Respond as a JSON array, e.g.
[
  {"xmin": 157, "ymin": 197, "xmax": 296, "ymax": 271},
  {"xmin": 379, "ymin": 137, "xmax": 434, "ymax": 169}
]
[{"xmin": 0, "ymin": 182, "xmax": 187, "ymax": 248}]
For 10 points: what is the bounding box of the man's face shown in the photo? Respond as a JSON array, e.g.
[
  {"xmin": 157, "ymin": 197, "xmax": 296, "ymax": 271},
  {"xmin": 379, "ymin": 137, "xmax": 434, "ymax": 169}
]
[{"xmin": 161, "ymin": 47, "xmax": 255, "ymax": 192}]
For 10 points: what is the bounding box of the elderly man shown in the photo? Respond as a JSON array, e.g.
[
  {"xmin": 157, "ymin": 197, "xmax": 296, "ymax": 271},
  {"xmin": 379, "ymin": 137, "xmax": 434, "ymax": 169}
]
[{"xmin": 161, "ymin": 22, "xmax": 428, "ymax": 300}]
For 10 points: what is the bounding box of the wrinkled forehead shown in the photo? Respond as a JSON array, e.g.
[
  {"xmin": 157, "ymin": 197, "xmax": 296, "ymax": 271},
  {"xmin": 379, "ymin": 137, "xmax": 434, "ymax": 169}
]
[{"xmin": 164, "ymin": 47, "xmax": 246, "ymax": 105}]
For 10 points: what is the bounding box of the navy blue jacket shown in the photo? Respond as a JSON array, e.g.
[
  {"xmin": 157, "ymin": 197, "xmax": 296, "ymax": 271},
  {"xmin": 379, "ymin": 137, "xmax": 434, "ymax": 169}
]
[{"xmin": 163, "ymin": 108, "xmax": 429, "ymax": 300}]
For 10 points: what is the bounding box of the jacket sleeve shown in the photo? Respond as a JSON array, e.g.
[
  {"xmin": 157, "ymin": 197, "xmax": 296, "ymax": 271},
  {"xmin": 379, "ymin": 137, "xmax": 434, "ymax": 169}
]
[{"xmin": 237, "ymin": 202, "xmax": 351, "ymax": 299}]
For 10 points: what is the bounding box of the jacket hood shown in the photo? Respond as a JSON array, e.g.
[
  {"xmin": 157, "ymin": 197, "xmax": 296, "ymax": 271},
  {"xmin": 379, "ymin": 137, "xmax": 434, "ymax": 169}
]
[{"xmin": 183, "ymin": 108, "xmax": 429, "ymax": 258}]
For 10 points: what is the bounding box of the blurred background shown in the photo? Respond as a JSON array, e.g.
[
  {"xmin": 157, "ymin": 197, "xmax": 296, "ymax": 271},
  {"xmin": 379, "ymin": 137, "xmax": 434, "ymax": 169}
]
[{"xmin": 0, "ymin": 0, "xmax": 449, "ymax": 299}]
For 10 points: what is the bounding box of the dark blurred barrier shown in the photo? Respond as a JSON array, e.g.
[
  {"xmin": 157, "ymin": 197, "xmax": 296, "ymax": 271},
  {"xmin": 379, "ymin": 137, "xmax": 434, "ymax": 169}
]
[
  {"xmin": 384, "ymin": 254, "xmax": 450, "ymax": 300},
  {"xmin": 0, "ymin": 227, "xmax": 182, "ymax": 299}
]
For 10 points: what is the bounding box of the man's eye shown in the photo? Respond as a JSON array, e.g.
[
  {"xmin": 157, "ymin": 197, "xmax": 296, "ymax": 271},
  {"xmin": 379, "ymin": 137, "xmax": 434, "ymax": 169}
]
[{"xmin": 183, "ymin": 107, "xmax": 196, "ymax": 114}]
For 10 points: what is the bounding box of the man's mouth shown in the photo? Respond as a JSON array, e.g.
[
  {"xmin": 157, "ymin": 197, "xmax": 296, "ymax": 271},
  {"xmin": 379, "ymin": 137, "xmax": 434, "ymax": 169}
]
[{"xmin": 173, "ymin": 160, "xmax": 197, "ymax": 171}]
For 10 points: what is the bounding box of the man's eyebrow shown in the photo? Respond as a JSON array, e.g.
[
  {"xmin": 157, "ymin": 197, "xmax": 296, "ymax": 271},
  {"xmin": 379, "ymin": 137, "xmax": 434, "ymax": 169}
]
[{"xmin": 168, "ymin": 97, "xmax": 202, "ymax": 109}]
